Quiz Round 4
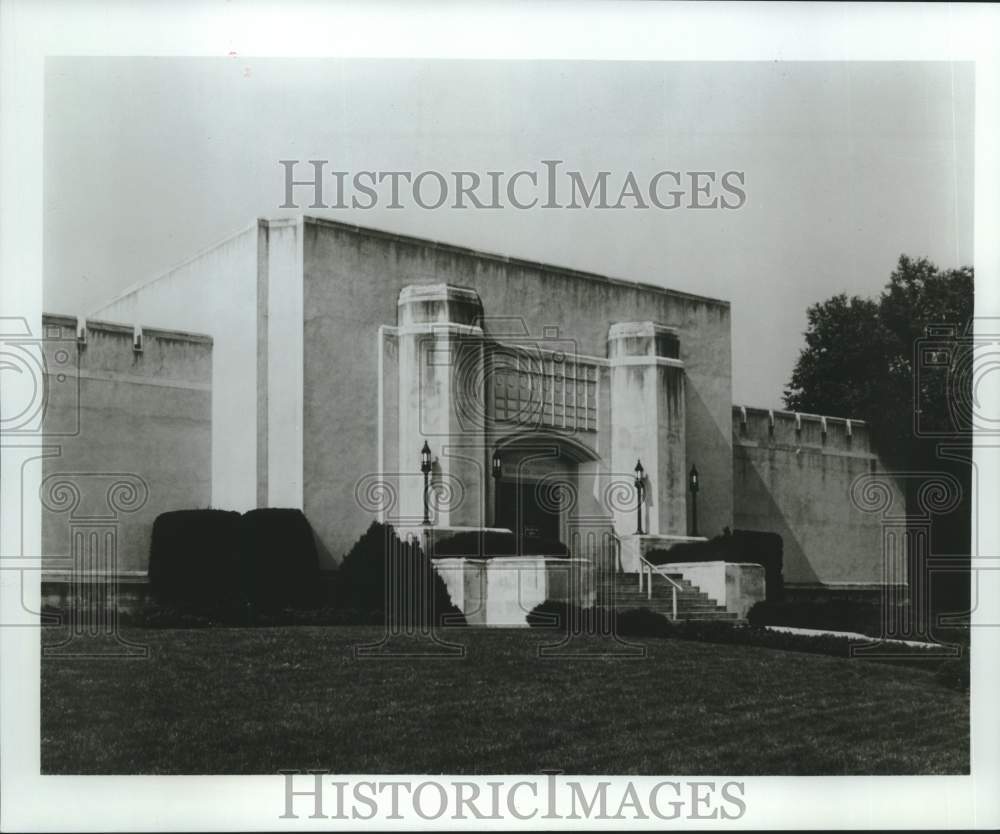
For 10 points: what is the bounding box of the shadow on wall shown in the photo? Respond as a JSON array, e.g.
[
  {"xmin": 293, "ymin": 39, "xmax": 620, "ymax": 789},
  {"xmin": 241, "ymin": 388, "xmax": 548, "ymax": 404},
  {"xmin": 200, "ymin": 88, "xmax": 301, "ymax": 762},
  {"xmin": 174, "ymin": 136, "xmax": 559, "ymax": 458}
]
[
  {"xmin": 683, "ymin": 385, "xmax": 734, "ymax": 540},
  {"xmin": 732, "ymin": 449, "xmax": 821, "ymax": 587}
]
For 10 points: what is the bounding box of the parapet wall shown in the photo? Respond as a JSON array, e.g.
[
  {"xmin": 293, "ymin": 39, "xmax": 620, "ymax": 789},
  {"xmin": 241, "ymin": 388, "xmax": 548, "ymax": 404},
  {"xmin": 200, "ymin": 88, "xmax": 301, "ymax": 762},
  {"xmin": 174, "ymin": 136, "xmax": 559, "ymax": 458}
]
[
  {"xmin": 731, "ymin": 405, "xmax": 902, "ymax": 588},
  {"xmin": 41, "ymin": 314, "xmax": 212, "ymax": 574},
  {"xmin": 733, "ymin": 405, "xmax": 869, "ymax": 454}
]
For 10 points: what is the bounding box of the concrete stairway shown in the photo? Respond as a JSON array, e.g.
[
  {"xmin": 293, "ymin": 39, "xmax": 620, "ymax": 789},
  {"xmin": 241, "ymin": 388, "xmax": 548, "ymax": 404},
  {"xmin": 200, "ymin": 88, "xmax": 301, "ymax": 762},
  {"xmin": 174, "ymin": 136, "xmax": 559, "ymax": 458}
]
[{"xmin": 594, "ymin": 570, "xmax": 741, "ymax": 622}]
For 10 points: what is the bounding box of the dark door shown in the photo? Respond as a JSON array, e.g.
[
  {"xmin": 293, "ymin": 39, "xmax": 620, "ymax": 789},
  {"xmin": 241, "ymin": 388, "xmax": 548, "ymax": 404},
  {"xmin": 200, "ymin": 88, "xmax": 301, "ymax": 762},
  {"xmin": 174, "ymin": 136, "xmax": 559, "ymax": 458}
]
[{"xmin": 496, "ymin": 480, "xmax": 561, "ymax": 545}]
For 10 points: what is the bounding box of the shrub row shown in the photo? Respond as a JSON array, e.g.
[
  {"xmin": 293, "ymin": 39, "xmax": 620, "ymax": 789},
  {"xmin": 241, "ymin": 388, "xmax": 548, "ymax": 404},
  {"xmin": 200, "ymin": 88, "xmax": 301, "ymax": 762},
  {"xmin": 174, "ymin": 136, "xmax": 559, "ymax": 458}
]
[
  {"xmin": 527, "ymin": 601, "xmax": 969, "ymax": 691},
  {"xmin": 335, "ymin": 522, "xmax": 464, "ymax": 626},
  {"xmin": 645, "ymin": 528, "xmax": 784, "ymax": 600},
  {"xmin": 748, "ymin": 598, "xmax": 971, "ymax": 647},
  {"xmin": 146, "ymin": 517, "xmax": 465, "ymax": 628},
  {"xmin": 127, "ymin": 603, "xmax": 394, "ymax": 629},
  {"xmin": 432, "ymin": 530, "xmax": 568, "ymax": 557},
  {"xmin": 149, "ymin": 508, "xmax": 319, "ymax": 612}
]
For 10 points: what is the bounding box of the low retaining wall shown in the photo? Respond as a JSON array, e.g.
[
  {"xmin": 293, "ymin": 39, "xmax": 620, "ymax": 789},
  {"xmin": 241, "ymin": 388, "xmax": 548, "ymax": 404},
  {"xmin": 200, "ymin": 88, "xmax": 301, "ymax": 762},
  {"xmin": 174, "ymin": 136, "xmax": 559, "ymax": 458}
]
[
  {"xmin": 618, "ymin": 533, "xmax": 707, "ymax": 573},
  {"xmin": 667, "ymin": 561, "xmax": 766, "ymax": 619},
  {"xmin": 432, "ymin": 556, "xmax": 593, "ymax": 627}
]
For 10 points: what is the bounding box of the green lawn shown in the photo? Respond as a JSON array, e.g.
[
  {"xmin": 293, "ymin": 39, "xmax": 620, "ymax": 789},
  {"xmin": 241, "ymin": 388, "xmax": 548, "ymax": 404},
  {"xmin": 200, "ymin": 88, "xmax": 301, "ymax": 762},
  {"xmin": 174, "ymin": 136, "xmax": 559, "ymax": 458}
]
[{"xmin": 41, "ymin": 625, "xmax": 968, "ymax": 775}]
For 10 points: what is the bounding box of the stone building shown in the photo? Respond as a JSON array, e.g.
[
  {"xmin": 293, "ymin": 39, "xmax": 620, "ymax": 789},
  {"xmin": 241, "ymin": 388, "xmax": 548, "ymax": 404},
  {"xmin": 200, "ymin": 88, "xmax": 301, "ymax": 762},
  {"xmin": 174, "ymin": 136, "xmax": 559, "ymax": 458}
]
[{"xmin": 41, "ymin": 217, "xmax": 905, "ymax": 612}]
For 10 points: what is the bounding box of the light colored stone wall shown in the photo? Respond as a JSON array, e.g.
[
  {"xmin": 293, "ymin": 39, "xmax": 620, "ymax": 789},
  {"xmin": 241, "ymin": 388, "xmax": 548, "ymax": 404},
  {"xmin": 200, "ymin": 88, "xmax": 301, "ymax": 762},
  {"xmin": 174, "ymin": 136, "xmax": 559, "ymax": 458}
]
[
  {"xmin": 93, "ymin": 219, "xmax": 304, "ymax": 516},
  {"xmin": 92, "ymin": 222, "xmax": 260, "ymax": 512},
  {"xmin": 259, "ymin": 218, "xmax": 305, "ymax": 509},
  {"xmin": 432, "ymin": 557, "xmax": 593, "ymax": 627},
  {"xmin": 665, "ymin": 560, "xmax": 766, "ymax": 618},
  {"xmin": 41, "ymin": 315, "xmax": 212, "ymax": 573},
  {"xmin": 732, "ymin": 406, "xmax": 906, "ymax": 588},
  {"xmin": 608, "ymin": 322, "xmax": 687, "ymax": 535},
  {"xmin": 395, "ymin": 285, "xmax": 487, "ymax": 528},
  {"xmin": 303, "ymin": 218, "xmax": 733, "ymax": 565},
  {"xmin": 618, "ymin": 532, "xmax": 707, "ymax": 573}
]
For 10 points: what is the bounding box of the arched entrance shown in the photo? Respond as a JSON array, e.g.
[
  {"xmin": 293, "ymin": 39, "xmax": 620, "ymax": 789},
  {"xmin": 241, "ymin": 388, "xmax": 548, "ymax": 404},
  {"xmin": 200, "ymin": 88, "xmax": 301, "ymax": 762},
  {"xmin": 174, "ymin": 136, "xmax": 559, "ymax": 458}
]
[{"xmin": 491, "ymin": 431, "xmax": 601, "ymax": 549}]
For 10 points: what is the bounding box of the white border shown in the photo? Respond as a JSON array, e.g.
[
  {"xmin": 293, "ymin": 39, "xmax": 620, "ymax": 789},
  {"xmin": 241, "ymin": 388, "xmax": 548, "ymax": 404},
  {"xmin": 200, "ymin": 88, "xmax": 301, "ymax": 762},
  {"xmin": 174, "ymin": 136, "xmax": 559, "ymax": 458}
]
[{"xmin": 2, "ymin": 1, "xmax": 998, "ymax": 830}]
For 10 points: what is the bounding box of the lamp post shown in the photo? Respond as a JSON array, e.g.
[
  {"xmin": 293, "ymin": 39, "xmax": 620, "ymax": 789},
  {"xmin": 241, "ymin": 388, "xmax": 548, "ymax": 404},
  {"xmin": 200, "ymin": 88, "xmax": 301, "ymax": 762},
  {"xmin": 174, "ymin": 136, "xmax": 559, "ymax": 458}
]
[
  {"xmin": 420, "ymin": 440, "xmax": 432, "ymax": 525},
  {"xmin": 688, "ymin": 463, "xmax": 699, "ymax": 536},
  {"xmin": 633, "ymin": 459, "xmax": 646, "ymax": 535},
  {"xmin": 491, "ymin": 450, "xmax": 502, "ymax": 525}
]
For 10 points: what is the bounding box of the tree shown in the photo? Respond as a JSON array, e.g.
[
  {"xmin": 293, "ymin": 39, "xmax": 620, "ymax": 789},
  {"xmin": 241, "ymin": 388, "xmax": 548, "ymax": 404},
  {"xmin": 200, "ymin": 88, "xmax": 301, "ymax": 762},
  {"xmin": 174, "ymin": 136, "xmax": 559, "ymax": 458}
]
[
  {"xmin": 784, "ymin": 293, "xmax": 891, "ymax": 431},
  {"xmin": 784, "ymin": 255, "xmax": 974, "ymax": 621},
  {"xmin": 784, "ymin": 255, "xmax": 974, "ymax": 467}
]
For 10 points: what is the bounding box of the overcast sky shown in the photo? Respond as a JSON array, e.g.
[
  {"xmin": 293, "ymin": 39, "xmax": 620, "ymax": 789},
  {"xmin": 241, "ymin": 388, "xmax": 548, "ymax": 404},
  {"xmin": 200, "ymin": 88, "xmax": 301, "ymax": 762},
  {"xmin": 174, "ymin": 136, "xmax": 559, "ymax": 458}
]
[{"xmin": 43, "ymin": 58, "xmax": 973, "ymax": 408}]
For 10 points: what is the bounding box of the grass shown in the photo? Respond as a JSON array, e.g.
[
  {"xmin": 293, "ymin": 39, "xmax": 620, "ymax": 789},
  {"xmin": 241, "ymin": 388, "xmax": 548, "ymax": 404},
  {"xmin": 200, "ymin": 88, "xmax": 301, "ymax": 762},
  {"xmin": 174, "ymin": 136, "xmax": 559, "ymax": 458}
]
[{"xmin": 41, "ymin": 625, "xmax": 968, "ymax": 775}]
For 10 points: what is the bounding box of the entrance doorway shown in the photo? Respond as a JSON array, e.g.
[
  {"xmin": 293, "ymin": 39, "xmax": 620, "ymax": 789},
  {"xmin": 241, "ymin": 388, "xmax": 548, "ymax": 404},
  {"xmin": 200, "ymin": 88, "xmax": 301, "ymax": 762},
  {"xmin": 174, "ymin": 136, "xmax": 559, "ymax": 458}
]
[{"xmin": 496, "ymin": 480, "xmax": 561, "ymax": 544}]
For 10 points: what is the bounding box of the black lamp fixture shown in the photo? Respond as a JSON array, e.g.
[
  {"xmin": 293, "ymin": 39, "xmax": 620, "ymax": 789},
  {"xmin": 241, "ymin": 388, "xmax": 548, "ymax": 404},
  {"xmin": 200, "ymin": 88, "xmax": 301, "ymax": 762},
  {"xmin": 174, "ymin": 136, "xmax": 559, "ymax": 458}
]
[
  {"xmin": 688, "ymin": 463, "xmax": 700, "ymax": 536},
  {"xmin": 420, "ymin": 440, "xmax": 432, "ymax": 525},
  {"xmin": 491, "ymin": 449, "xmax": 503, "ymax": 527},
  {"xmin": 633, "ymin": 458, "xmax": 646, "ymax": 535}
]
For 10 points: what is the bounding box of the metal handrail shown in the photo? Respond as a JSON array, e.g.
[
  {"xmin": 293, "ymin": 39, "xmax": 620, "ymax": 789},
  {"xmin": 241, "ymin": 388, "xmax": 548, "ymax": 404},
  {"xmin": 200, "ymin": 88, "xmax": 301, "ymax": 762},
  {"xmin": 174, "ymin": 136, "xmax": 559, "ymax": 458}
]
[{"xmin": 638, "ymin": 555, "xmax": 685, "ymax": 620}]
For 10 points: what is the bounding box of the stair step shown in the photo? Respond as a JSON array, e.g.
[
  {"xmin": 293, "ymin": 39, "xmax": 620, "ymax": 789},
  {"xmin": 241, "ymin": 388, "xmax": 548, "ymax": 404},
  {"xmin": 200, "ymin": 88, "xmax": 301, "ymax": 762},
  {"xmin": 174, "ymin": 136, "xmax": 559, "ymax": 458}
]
[
  {"xmin": 590, "ymin": 571, "xmax": 734, "ymax": 622},
  {"xmin": 597, "ymin": 590, "xmax": 701, "ymax": 599},
  {"xmin": 598, "ymin": 590, "xmax": 712, "ymax": 601},
  {"xmin": 594, "ymin": 605, "xmax": 740, "ymax": 622}
]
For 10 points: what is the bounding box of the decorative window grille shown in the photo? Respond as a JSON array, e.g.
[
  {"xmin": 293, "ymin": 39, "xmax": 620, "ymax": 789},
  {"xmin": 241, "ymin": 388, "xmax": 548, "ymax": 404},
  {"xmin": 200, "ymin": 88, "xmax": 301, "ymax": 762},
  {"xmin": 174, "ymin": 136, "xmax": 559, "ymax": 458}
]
[{"xmin": 491, "ymin": 346, "xmax": 598, "ymax": 432}]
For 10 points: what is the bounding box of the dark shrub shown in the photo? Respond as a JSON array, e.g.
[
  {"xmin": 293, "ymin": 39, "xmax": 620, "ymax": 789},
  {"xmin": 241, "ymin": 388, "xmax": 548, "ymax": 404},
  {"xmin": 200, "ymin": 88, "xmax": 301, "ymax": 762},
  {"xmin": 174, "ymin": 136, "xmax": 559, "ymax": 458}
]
[
  {"xmin": 148, "ymin": 509, "xmax": 241, "ymax": 606},
  {"xmin": 526, "ymin": 600, "xmax": 575, "ymax": 628},
  {"xmin": 336, "ymin": 522, "xmax": 465, "ymax": 627},
  {"xmin": 616, "ymin": 607, "xmax": 675, "ymax": 638},
  {"xmin": 527, "ymin": 602, "xmax": 674, "ymax": 638},
  {"xmin": 239, "ymin": 508, "xmax": 320, "ymax": 610},
  {"xmin": 747, "ymin": 599, "xmax": 970, "ymax": 650},
  {"xmin": 747, "ymin": 598, "xmax": 890, "ymax": 634},
  {"xmin": 526, "ymin": 600, "xmax": 611, "ymax": 631},
  {"xmin": 433, "ymin": 530, "xmax": 568, "ymax": 557},
  {"xmin": 646, "ymin": 528, "xmax": 784, "ymax": 600}
]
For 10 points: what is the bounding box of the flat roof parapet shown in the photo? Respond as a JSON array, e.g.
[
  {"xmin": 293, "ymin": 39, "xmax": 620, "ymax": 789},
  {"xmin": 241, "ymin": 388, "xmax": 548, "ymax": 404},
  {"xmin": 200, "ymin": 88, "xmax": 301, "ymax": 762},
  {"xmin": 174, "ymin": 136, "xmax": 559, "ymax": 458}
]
[
  {"xmin": 301, "ymin": 215, "xmax": 730, "ymax": 310},
  {"xmin": 42, "ymin": 313, "xmax": 213, "ymax": 345},
  {"xmin": 733, "ymin": 403, "xmax": 866, "ymax": 427}
]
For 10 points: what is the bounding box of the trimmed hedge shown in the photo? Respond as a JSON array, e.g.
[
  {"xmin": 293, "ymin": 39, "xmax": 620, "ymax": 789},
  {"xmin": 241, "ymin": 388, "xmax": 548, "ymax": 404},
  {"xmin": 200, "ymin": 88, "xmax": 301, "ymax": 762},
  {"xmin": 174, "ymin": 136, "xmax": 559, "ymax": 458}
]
[
  {"xmin": 646, "ymin": 528, "xmax": 783, "ymax": 600},
  {"xmin": 749, "ymin": 598, "xmax": 889, "ymax": 634},
  {"xmin": 145, "ymin": 513, "xmax": 469, "ymax": 627},
  {"xmin": 335, "ymin": 522, "xmax": 465, "ymax": 627},
  {"xmin": 748, "ymin": 598, "xmax": 971, "ymax": 647},
  {"xmin": 433, "ymin": 531, "xmax": 568, "ymax": 557},
  {"xmin": 240, "ymin": 508, "xmax": 320, "ymax": 610},
  {"xmin": 148, "ymin": 509, "xmax": 242, "ymax": 606},
  {"xmin": 526, "ymin": 601, "xmax": 969, "ymax": 689},
  {"xmin": 149, "ymin": 507, "xmax": 320, "ymax": 613}
]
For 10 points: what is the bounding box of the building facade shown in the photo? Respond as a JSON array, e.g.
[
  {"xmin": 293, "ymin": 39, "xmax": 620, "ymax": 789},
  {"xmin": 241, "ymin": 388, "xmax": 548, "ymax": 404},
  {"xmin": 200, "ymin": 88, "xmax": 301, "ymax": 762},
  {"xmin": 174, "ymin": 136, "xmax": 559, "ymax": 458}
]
[{"xmin": 37, "ymin": 216, "xmax": 904, "ymax": 594}]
